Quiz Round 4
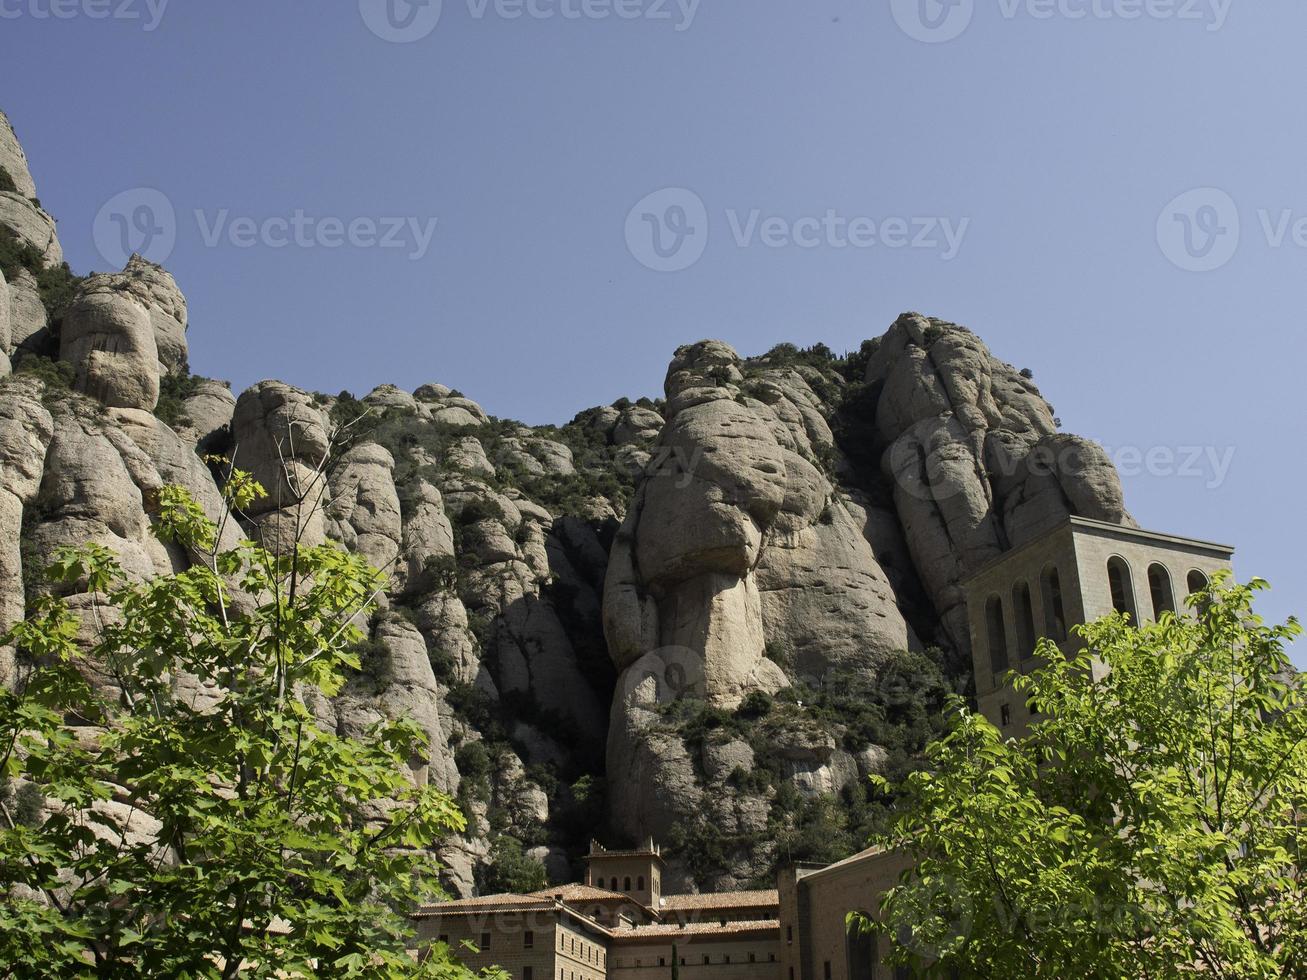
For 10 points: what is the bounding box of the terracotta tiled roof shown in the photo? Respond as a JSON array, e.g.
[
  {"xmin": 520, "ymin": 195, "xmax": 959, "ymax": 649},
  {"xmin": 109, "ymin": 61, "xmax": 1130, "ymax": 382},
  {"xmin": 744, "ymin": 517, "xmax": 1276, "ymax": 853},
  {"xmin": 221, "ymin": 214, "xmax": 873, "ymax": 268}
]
[
  {"xmin": 659, "ymin": 889, "xmax": 779, "ymax": 911},
  {"xmin": 612, "ymin": 919, "xmax": 780, "ymax": 940},
  {"xmin": 415, "ymin": 893, "xmax": 557, "ymax": 916},
  {"xmin": 528, "ymin": 884, "xmax": 635, "ymax": 903}
]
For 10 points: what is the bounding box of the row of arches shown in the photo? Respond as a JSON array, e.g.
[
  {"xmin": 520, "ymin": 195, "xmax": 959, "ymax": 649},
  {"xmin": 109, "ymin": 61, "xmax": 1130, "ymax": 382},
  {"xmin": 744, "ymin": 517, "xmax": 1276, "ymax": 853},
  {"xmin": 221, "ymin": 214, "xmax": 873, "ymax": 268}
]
[
  {"xmin": 1107, "ymin": 558, "xmax": 1209, "ymax": 622},
  {"xmin": 984, "ymin": 560, "xmax": 1211, "ymax": 672},
  {"xmin": 986, "ymin": 564, "xmax": 1068, "ymax": 672}
]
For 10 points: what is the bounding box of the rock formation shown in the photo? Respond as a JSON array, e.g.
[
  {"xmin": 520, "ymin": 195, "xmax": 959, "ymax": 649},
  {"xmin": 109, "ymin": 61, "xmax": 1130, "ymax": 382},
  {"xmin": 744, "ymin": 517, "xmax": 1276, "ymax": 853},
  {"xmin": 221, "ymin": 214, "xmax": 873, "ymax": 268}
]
[{"xmin": 0, "ymin": 112, "xmax": 1136, "ymax": 895}]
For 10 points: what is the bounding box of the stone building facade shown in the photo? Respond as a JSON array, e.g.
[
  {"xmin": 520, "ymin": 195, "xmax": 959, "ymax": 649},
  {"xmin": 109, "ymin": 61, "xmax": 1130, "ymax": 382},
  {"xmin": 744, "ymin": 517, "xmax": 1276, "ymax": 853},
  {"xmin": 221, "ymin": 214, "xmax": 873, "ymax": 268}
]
[
  {"xmin": 418, "ymin": 519, "xmax": 1235, "ymax": 978},
  {"xmin": 962, "ymin": 516, "xmax": 1233, "ymax": 735},
  {"xmin": 417, "ymin": 839, "xmax": 908, "ymax": 979}
]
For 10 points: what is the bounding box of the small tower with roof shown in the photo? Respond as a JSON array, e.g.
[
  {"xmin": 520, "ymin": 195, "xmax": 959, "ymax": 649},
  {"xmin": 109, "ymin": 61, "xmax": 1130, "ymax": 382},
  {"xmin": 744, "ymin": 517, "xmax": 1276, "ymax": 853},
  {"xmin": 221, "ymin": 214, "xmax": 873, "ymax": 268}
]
[{"xmin": 583, "ymin": 838, "xmax": 665, "ymax": 910}]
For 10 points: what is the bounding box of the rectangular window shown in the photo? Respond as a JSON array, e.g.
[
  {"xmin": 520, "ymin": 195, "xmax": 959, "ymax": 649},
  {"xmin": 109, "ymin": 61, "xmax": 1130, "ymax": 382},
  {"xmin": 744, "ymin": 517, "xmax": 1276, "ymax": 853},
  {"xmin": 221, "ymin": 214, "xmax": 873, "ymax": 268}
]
[
  {"xmin": 824, "ymin": 961, "xmax": 832, "ymax": 979},
  {"xmin": 787, "ymin": 925, "xmax": 793, "ymax": 944},
  {"xmin": 524, "ymin": 930, "xmax": 534, "ymax": 949},
  {"xmin": 1000, "ymin": 703, "xmax": 1012, "ymax": 727},
  {"xmin": 480, "ymin": 932, "xmax": 491, "ymax": 951},
  {"xmin": 523, "ymin": 969, "xmax": 533, "ymax": 980}
]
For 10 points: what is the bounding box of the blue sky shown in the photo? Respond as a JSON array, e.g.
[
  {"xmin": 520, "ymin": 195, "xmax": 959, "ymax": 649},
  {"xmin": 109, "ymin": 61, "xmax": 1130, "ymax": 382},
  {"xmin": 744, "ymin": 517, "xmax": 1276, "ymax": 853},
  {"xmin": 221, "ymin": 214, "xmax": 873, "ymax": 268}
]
[{"xmin": 2, "ymin": 0, "xmax": 1301, "ymax": 660}]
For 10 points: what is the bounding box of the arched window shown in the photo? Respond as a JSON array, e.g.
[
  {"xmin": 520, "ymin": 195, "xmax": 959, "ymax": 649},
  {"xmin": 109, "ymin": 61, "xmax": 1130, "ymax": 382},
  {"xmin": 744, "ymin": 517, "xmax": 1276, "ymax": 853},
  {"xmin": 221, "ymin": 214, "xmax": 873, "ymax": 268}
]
[
  {"xmin": 1040, "ymin": 565, "xmax": 1067, "ymax": 641},
  {"xmin": 637, "ymin": 876, "xmax": 644, "ymax": 891},
  {"xmin": 985, "ymin": 595, "xmax": 1009, "ymax": 673},
  {"xmin": 1148, "ymin": 563, "xmax": 1175, "ymax": 620},
  {"xmin": 846, "ymin": 921, "xmax": 875, "ymax": 980},
  {"xmin": 1107, "ymin": 557, "xmax": 1137, "ymax": 621},
  {"xmin": 1013, "ymin": 581, "xmax": 1036, "ymax": 659},
  {"xmin": 610, "ymin": 877, "xmax": 618, "ymax": 890},
  {"xmin": 1187, "ymin": 569, "xmax": 1209, "ymax": 595},
  {"xmin": 624, "ymin": 877, "xmax": 631, "ymax": 891}
]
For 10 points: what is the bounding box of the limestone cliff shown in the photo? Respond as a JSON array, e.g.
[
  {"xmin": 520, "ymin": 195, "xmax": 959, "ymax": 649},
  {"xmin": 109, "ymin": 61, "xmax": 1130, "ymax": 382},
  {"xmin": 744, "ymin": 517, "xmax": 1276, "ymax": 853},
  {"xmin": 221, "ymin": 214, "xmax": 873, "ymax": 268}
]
[{"xmin": 0, "ymin": 111, "xmax": 1133, "ymax": 894}]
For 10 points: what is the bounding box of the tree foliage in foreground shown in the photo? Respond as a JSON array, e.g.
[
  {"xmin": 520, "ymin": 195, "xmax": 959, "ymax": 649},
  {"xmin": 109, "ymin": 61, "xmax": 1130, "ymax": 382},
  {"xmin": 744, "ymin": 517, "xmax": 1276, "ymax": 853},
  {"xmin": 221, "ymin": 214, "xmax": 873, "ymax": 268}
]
[
  {"xmin": 0, "ymin": 469, "xmax": 505, "ymax": 978},
  {"xmin": 867, "ymin": 576, "xmax": 1306, "ymax": 979}
]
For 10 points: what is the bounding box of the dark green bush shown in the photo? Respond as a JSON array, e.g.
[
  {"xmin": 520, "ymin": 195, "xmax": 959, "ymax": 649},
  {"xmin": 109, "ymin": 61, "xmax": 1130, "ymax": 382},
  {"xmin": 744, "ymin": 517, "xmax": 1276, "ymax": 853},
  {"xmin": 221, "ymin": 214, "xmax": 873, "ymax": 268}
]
[{"xmin": 479, "ymin": 835, "xmax": 548, "ymax": 894}]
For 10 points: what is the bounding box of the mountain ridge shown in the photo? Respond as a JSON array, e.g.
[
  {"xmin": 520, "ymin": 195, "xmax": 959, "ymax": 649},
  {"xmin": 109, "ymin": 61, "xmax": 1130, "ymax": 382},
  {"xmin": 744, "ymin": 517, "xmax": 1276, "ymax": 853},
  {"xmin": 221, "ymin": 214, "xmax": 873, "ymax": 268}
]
[{"xmin": 0, "ymin": 107, "xmax": 1134, "ymax": 895}]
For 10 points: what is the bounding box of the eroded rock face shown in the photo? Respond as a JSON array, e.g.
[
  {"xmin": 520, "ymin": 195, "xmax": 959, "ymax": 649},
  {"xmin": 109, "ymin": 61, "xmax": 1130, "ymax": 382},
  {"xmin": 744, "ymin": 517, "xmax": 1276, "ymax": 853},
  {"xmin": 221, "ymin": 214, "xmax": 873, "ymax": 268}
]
[
  {"xmin": 326, "ymin": 442, "xmax": 403, "ymax": 581},
  {"xmin": 0, "ymin": 118, "xmax": 1142, "ymax": 897},
  {"xmin": 0, "ymin": 270, "xmax": 11, "ymax": 376},
  {"xmin": 0, "ymin": 193, "xmax": 61, "ymax": 265},
  {"xmin": 60, "ymin": 274, "xmax": 161, "ymax": 411},
  {"xmin": 0, "ymin": 111, "xmax": 38, "ymax": 200},
  {"xmin": 0, "ymin": 378, "xmax": 53, "ymax": 685},
  {"xmin": 6, "ymin": 267, "xmax": 46, "ymax": 355},
  {"xmin": 176, "ymin": 379, "xmax": 235, "ymax": 452},
  {"xmin": 602, "ymin": 340, "xmax": 920, "ymax": 859},
  {"xmin": 117, "ymin": 255, "xmax": 189, "ymax": 376},
  {"xmin": 230, "ymin": 381, "xmax": 331, "ymax": 552},
  {"xmin": 866, "ymin": 314, "xmax": 1134, "ymax": 650}
]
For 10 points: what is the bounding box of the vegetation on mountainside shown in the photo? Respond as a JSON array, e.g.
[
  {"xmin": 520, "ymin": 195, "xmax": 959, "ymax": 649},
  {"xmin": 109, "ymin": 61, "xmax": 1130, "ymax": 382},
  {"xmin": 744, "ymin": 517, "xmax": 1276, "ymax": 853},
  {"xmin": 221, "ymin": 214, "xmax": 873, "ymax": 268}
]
[
  {"xmin": 863, "ymin": 577, "xmax": 1307, "ymax": 978},
  {"xmin": 0, "ymin": 225, "xmax": 84, "ymax": 325},
  {"xmin": 659, "ymin": 647, "xmax": 962, "ymax": 884},
  {"xmin": 0, "ymin": 467, "xmax": 502, "ymax": 977},
  {"xmin": 327, "ymin": 393, "xmax": 637, "ymax": 521},
  {"xmin": 153, "ymin": 369, "xmax": 223, "ymax": 429}
]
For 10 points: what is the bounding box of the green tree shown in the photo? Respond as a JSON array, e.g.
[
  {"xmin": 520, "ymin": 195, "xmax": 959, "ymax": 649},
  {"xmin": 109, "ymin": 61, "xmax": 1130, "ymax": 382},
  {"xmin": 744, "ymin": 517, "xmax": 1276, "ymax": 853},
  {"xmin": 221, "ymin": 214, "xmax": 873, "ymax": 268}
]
[
  {"xmin": 866, "ymin": 576, "xmax": 1306, "ymax": 978},
  {"xmin": 479, "ymin": 835, "xmax": 548, "ymax": 895},
  {"xmin": 0, "ymin": 467, "xmax": 506, "ymax": 978}
]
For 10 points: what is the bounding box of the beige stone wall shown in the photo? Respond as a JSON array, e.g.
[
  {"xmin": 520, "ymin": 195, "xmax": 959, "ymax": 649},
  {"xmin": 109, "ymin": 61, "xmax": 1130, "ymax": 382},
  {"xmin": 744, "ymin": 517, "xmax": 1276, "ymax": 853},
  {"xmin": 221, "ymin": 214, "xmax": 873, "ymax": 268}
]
[
  {"xmin": 609, "ymin": 936, "xmax": 780, "ymax": 978},
  {"xmin": 963, "ymin": 518, "xmax": 1233, "ymax": 736},
  {"xmin": 1070, "ymin": 526, "xmax": 1230, "ymax": 626},
  {"xmin": 419, "ymin": 910, "xmax": 560, "ymax": 978},
  {"xmin": 417, "ymin": 909, "xmax": 614, "ymax": 980},
  {"xmin": 778, "ymin": 851, "xmax": 910, "ymax": 980},
  {"xmin": 586, "ymin": 855, "xmax": 663, "ymax": 909},
  {"xmin": 555, "ymin": 918, "xmax": 611, "ymax": 979}
]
